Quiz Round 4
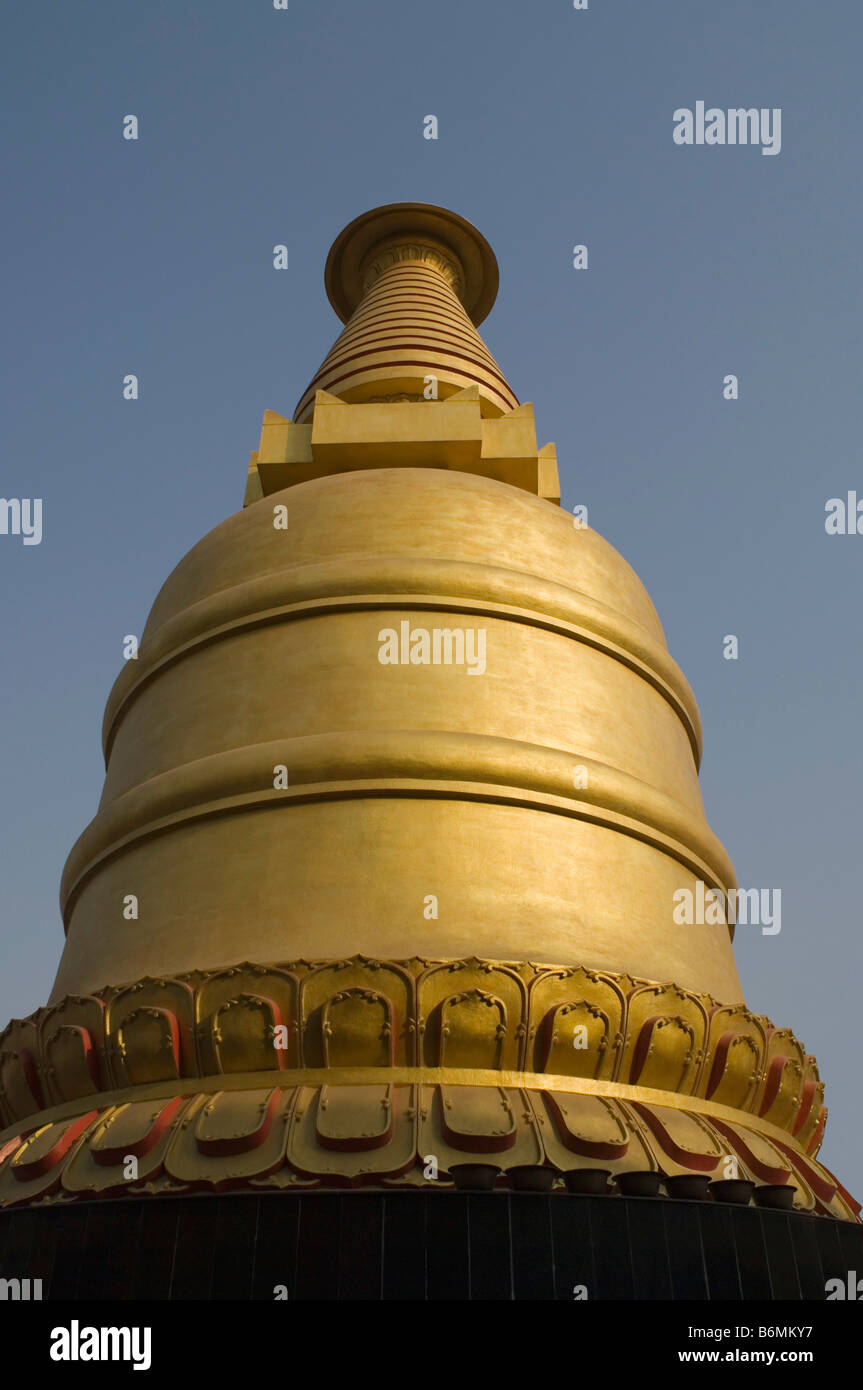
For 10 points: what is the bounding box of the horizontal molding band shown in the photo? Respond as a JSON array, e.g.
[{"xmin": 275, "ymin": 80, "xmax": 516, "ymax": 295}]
[
  {"xmin": 303, "ymin": 344, "xmax": 511, "ymax": 394},
  {"xmin": 341, "ymin": 303, "xmax": 477, "ymax": 337},
  {"xmin": 296, "ymin": 356, "xmax": 518, "ymax": 419},
  {"xmin": 318, "ymin": 327, "xmax": 503, "ymax": 372},
  {"xmin": 344, "ymin": 283, "xmax": 483, "ymax": 316},
  {"xmin": 296, "ymin": 372, "xmax": 516, "ymax": 421},
  {"xmin": 344, "ymin": 299, "xmax": 479, "ymax": 331},
  {"xmin": 338, "ymin": 302, "xmax": 480, "ymax": 330},
  {"xmin": 347, "ymin": 284, "xmax": 474, "ymax": 312},
  {"xmin": 360, "ymin": 269, "xmax": 471, "ymax": 301},
  {"xmin": 308, "ymin": 338, "xmax": 510, "ymax": 387},
  {"xmin": 61, "ymin": 730, "xmax": 734, "ymax": 924},
  {"xmin": 336, "ymin": 316, "xmax": 499, "ymax": 355},
  {"xmin": 0, "ymin": 1066, "xmax": 806, "ymax": 1153},
  {"xmin": 336, "ymin": 318, "xmax": 494, "ymax": 359},
  {"xmin": 102, "ymin": 556, "xmax": 701, "ymax": 764}
]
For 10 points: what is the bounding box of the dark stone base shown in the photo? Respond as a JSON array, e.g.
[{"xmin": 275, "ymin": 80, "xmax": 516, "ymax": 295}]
[{"xmin": 1, "ymin": 1192, "xmax": 861, "ymax": 1301}]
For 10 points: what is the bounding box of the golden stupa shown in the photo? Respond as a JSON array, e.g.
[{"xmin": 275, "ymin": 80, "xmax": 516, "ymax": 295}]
[{"xmin": 0, "ymin": 202, "xmax": 857, "ymax": 1233}]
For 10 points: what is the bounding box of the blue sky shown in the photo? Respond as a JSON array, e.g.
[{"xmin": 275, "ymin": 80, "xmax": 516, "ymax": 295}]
[{"xmin": 2, "ymin": 0, "xmax": 862, "ymax": 1194}]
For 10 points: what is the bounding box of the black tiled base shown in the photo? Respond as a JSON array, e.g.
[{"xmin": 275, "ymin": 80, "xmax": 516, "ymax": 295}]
[{"xmin": 1, "ymin": 1193, "xmax": 860, "ymax": 1301}]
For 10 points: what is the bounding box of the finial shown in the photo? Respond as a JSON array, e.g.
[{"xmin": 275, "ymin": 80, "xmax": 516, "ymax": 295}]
[{"xmin": 324, "ymin": 201, "xmax": 500, "ymax": 325}]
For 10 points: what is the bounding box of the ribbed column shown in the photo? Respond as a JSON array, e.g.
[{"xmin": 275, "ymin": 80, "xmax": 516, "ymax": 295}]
[{"xmin": 293, "ymin": 208, "xmax": 520, "ymax": 421}]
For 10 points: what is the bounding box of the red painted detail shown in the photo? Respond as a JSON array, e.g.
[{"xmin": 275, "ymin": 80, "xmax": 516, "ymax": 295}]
[
  {"xmin": 92, "ymin": 1094, "xmax": 186, "ymax": 1166},
  {"xmin": 708, "ymin": 1116, "xmax": 792, "ymax": 1185},
  {"xmin": 195, "ymin": 1087, "xmax": 282, "ymax": 1157},
  {"xmin": 630, "ymin": 1102, "xmax": 719, "ymax": 1172},
  {"xmin": 16, "ymin": 1048, "xmax": 45, "ymax": 1110},
  {"xmin": 806, "ymin": 1108, "xmax": 827, "ymax": 1157},
  {"xmin": 705, "ymin": 1030, "xmax": 756, "ymax": 1099},
  {"xmin": 759, "ymin": 1055, "xmax": 791, "ymax": 1117},
  {"xmin": 792, "ymin": 1077, "xmax": 818, "ymax": 1137},
  {"xmin": 0, "ymin": 1135, "xmax": 22, "ymax": 1166},
  {"xmin": 12, "ymin": 1110, "xmax": 99, "ymax": 1181},
  {"xmin": 64, "ymin": 1026, "xmax": 101, "ymax": 1089},
  {"xmin": 771, "ymin": 1137, "xmax": 838, "ymax": 1205},
  {"xmin": 629, "ymin": 1015, "xmax": 679, "ymax": 1085},
  {"xmin": 318, "ymin": 1120, "xmax": 395, "ymax": 1154},
  {"xmin": 543, "ymin": 1092, "xmax": 629, "ymax": 1159}
]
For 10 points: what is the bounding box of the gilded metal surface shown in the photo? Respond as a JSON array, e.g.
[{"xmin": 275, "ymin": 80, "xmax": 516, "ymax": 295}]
[
  {"xmin": 1, "ymin": 202, "xmax": 855, "ymax": 1224},
  {"xmin": 249, "ymin": 391, "xmax": 560, "ymax": 500},
  {"xmin": 0, "ymin": 956, "xmax": 825, "ymax": 1144},
  {"xmin": 49, "ymin": 447, "xmax": 745, "ymax": 1003},
  {"xmin": 294, "ymin": 250, "xmax": 518, "ymax": 420},
  {"xmin": 0, "ymin": 1076, "xmax": 855, "ymax": 1219},
  {"xmin": 321, "ymin": 201, "xmax": 500, "ymax": 325}
]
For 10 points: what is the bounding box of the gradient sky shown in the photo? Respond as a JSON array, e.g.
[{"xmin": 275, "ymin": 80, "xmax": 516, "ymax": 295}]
[{"xmin": 2, "ymin": 0, "xmax": 861, "ymax": 1193}]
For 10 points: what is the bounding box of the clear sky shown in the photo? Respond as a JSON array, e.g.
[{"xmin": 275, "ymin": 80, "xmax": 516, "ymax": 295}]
[{"xmin": 2, "ymin": 1, "xmax": 862, "ymax": 1195}]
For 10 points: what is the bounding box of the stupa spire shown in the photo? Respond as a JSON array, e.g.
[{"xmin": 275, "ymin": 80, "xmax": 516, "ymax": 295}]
[
  {"xmin": 293, "ymin": 202, "xmax": 519, "ymax": 420},
  {"xmin": 0, "ymin": 202, "xmax": 859, "ymax": 1300}
]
